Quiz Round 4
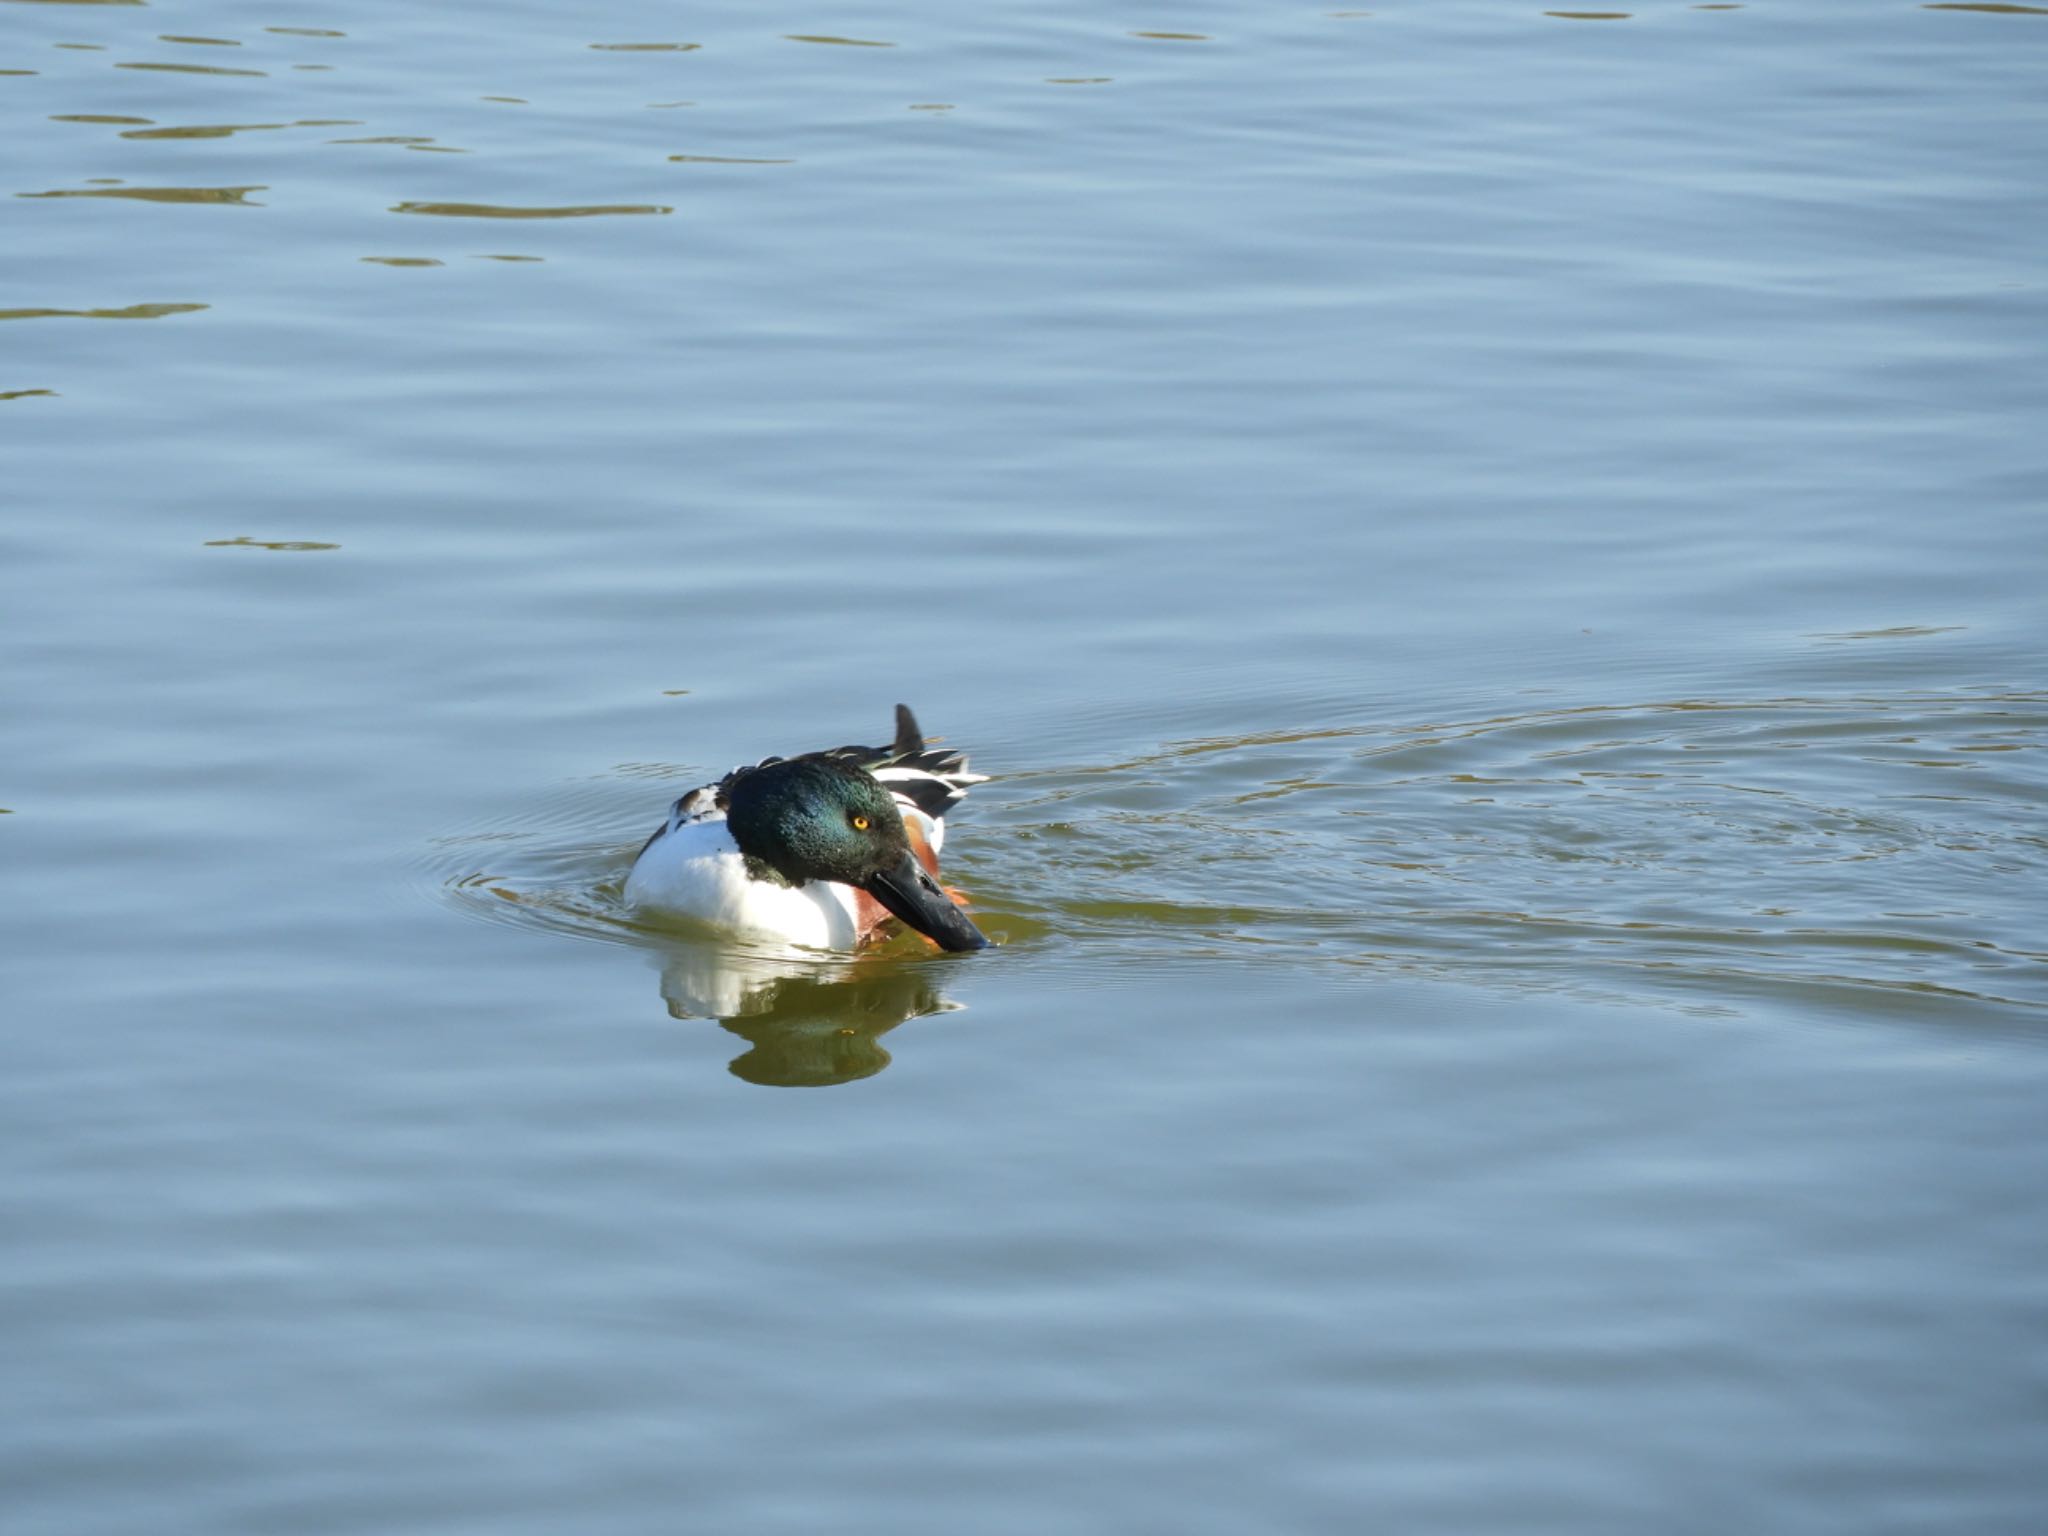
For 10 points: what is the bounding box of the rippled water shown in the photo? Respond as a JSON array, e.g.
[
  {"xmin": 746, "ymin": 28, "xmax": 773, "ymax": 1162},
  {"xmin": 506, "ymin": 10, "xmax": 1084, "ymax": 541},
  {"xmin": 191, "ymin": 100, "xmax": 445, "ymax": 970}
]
[
  {"xmin": 437, "ymin": 675, "xmax": 2048, "ymax": 1027},
  {"xmin": 6, "ymin": 3, "xmax": 2047, "ymax": 1532}
]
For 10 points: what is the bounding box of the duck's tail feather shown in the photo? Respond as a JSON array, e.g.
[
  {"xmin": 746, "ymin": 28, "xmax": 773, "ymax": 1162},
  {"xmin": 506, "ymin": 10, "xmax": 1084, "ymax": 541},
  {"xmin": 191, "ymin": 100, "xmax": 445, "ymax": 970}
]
[{"xmin": 893, "ymin": 703, "xmax": 923, "ymax": 757}]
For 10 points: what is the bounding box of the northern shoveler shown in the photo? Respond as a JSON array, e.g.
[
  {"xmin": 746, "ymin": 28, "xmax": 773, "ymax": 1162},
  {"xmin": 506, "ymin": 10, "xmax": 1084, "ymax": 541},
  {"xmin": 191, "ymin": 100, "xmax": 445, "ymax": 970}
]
[{"xmin": 623, "ymin": 705, "xmax": 990, "ymax": 953}]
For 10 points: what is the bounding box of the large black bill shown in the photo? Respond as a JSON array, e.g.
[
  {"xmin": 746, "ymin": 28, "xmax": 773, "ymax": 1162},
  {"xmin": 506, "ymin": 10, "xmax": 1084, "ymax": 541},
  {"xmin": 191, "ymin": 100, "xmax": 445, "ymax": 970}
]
[{"xmin": 861, "ymin": 850, "xmax": 990, "ymax": 953}]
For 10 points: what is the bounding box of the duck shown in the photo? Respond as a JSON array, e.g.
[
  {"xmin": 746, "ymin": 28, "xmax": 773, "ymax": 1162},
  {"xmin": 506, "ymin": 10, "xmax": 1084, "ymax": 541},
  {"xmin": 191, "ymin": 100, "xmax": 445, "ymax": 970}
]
[{"xmin": 623, "ymin": 705, "xmax": 990, "ymax": 953}]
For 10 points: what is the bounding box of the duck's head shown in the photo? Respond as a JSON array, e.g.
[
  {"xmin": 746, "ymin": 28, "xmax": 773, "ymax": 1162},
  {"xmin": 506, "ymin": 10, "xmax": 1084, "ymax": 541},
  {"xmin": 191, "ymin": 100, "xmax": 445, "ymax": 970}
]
[{"xmin": 724, "ymin": 756, "xmax": 990, "ymax": 952}]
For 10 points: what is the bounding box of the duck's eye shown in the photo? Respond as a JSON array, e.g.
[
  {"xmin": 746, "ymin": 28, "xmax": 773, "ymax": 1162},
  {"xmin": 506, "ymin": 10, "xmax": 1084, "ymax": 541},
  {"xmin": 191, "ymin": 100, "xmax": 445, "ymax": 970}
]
[{"xmin": 850, "ymin": 814, "xmax": 870, "ymax": 831}]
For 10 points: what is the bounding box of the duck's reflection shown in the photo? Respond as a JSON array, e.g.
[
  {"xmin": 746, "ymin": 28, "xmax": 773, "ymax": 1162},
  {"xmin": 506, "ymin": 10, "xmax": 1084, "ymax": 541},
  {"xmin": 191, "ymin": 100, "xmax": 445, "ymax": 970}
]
[{"xmin": 656, "ymin": 944, "xmax": 960, "ymax": 1087}]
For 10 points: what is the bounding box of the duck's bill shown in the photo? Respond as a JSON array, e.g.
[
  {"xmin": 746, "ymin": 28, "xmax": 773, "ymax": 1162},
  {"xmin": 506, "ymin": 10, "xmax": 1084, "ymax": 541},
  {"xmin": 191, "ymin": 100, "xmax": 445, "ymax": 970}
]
[{"xmin": 862, "ymin": 851, "xmax": 990, "ymax": 952}]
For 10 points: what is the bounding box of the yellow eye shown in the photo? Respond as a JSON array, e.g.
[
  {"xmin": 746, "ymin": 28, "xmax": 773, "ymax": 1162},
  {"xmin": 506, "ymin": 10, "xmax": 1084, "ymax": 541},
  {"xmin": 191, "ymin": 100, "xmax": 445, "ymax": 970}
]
[{"xmin": 851, "ymin": 814, "xmax": 870, "ymax": 831}]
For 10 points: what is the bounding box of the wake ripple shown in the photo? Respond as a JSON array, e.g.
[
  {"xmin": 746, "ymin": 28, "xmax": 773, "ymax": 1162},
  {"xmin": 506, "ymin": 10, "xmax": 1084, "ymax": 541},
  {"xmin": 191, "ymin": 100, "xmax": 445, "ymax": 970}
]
[{"xmin": 423, "ymin": 689, "xmax": 2048, "ymax": 1028}]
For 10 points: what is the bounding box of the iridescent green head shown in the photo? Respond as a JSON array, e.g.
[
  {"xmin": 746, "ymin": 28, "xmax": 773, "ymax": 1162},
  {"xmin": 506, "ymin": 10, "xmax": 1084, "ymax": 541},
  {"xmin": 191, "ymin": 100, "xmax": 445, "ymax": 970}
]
[{"xmin": 724, "ymin": 757, "xmax": 988, "ymax": 952}]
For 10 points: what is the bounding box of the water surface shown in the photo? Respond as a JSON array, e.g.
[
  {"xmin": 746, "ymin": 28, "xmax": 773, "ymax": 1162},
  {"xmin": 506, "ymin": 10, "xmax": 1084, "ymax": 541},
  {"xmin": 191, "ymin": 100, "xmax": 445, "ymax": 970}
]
[{"xmin": 5, "ymin": 3, "xmax": 2046, "ymax": 1532}]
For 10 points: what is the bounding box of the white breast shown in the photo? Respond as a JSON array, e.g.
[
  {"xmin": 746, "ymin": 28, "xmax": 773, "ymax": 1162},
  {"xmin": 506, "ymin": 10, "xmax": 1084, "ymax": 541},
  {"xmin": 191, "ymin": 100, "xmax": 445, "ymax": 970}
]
[{"xmin": 623, "ymin": 815, "xmax": 860, "ymax": 951}]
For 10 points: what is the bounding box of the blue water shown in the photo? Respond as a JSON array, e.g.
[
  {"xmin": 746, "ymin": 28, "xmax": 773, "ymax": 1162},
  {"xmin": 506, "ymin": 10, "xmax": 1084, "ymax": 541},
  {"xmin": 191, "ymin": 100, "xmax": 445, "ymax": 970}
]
[{"xmin": 5, "ymin": 3, "xmax": 2046, "ymax": 1532}]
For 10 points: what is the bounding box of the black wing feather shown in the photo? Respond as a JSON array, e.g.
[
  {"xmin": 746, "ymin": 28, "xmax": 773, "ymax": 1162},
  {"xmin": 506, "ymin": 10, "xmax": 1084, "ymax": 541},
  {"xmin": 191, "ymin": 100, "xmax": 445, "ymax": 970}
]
[{"xmin": 711, "ymin": 704, "xmax": 984, "ymax": 820}]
